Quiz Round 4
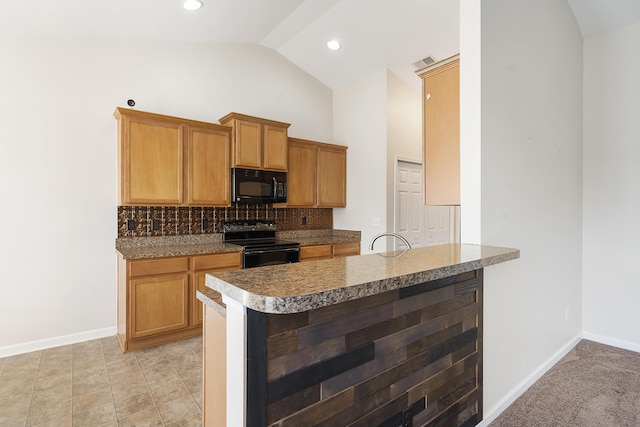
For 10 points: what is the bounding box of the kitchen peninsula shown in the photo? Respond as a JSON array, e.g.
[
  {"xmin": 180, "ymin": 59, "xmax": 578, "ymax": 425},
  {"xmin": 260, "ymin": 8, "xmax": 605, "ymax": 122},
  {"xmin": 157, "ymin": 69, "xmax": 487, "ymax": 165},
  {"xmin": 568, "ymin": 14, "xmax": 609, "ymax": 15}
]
[{"xmin": 199, "ymin": 243, "xmax": 519, "ymax": 426}]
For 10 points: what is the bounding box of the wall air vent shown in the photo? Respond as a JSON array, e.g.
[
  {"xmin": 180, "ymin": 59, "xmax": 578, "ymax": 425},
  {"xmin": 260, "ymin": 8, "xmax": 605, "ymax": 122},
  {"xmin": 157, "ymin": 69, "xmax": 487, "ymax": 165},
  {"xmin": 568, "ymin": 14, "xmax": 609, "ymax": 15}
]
[{"xmin": 413, "ymin": 56, "xmax": 436, "ymax": 70}]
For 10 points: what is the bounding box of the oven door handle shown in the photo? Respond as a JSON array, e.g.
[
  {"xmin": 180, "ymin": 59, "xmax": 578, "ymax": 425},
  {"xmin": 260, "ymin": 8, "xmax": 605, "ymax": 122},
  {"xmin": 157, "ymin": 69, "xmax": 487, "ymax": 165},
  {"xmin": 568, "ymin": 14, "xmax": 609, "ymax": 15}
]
[{"xmin": 244, "ymin": 248, "xmax": 300, "ymax": 255}]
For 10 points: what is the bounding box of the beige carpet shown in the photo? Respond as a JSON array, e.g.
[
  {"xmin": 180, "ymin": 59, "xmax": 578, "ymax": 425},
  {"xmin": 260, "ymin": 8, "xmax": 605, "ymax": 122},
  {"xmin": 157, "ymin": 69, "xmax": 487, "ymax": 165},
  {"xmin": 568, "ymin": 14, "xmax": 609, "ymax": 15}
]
[{"xmin": 490, "ymin": 340, "xmax": 640, "ymax": 427}]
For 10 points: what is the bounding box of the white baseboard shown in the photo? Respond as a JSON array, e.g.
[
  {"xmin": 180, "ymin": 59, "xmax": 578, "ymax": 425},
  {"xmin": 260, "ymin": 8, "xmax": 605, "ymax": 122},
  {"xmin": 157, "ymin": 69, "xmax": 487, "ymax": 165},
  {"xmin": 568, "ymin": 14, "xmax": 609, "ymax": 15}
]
[
  {"xmin": 477, "ymin": 333, "xmax": 583, "ymax": 427},
  {"xmin": 0, "ymin": 327, "xmax": 117, "ymax": 358},
  {"xmin": 582, "ymin": 331, "xmax": 640, "ymax": 353}
]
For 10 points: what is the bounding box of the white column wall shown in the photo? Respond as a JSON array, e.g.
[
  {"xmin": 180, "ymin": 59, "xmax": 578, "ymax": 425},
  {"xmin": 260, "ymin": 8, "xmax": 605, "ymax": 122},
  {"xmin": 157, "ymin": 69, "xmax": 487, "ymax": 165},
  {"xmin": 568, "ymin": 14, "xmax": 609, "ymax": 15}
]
[
  {"xmin": 472, "ymin": 0, "xmax": 585, "ymax": 421},
  {"xmin": 582, "ymin": 22, "xmax": 640, "ymax": 350},
  {"xmin": 460, "ymin": 0, "xmax": 482, "ymax": 245}
]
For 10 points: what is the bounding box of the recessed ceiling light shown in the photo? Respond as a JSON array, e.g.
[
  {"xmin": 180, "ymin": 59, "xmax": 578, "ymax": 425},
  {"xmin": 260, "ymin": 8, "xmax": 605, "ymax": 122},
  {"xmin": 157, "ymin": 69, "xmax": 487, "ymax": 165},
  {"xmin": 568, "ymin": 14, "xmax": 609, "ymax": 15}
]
[
  {"xmin": 327, "ymin": 40, "xmax": 341, "ymax": 51},
  {"xmin": 183, "ymin": 0, "xmax": 203, "ymax": 11}
]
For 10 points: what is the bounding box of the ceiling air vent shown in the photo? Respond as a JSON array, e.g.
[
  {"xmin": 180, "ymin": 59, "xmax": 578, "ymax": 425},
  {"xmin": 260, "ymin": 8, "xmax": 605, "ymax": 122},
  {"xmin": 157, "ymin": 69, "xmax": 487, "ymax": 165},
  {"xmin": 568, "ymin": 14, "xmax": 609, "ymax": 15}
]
[{"xmin": 413, "ymin": 56, "xmax": 436, "ymax": 70}]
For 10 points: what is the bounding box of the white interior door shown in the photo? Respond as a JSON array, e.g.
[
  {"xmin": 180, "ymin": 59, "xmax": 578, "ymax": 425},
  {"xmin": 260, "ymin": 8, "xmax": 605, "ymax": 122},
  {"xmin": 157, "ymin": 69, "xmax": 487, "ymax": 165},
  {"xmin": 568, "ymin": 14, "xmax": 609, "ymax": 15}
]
[
  {"xmin": 426, "ymin": 205, "xmax": 455, "ymax": 246},
  {"xmin": 395, "ymin": 159, "xmax": 459, "ymax": 249},
  {"xmin": 395, "ymin": 160, "xmax": 424, "ymax": 249}
]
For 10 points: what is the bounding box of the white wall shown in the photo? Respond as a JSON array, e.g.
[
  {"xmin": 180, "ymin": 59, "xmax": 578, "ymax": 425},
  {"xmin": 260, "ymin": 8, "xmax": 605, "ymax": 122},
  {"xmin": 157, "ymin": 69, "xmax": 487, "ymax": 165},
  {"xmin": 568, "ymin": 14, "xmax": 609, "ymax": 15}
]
[
  {"xmin": 332, "ymin": 69, "xmax": 422, "ymax": 253},
  {"xmin": 0, "ymin": 39, "xmax": 333, "ymax": 355},
  {"xmin": 386, "ymin": 70, "xmax": 423, "ymax": 233},
  {"xmin": 386, "ymin": 70, "xmax": 422, "ymax": 161},
  {"xmin": 472, "ymin": 0, "xmax": 584, "ymax": 421},
  {"xmin": 582, "ymin": 22, "xmax": 640, "ymax": 349},
  {"xmin": 332, "ymin": 70, "xmax": 388, "ymax": 253},
  {"xmin": 460, "ymin": 0, "xmax": 482, "ymax": 245}
]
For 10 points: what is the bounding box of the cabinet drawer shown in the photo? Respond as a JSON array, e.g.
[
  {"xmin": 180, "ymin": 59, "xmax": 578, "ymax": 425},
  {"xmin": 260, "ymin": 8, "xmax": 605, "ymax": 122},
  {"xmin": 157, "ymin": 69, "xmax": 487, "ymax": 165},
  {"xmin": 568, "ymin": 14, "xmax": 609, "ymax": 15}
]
[
  {"xmin": 192, "ymin": 252, "xmax": 242, "ymax": 271},
  {"xmin": 129, "ymin": 257, "xmax": 189, "ymax": 278},
  {"xmin": 333, "ymin": 242, "xmax": 360, "ymax": 257},
  {"xmin": 300, "ymin": 244, "xmax": 332, "ymax": 260}
]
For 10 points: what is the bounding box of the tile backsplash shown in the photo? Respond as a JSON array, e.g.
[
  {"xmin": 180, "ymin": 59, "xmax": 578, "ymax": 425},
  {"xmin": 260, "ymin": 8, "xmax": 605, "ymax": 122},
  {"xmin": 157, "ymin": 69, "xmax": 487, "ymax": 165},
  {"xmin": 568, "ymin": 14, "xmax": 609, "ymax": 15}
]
[{"xmin": 118, "ymin": 205, "xmax": 333, "ymax": 237}]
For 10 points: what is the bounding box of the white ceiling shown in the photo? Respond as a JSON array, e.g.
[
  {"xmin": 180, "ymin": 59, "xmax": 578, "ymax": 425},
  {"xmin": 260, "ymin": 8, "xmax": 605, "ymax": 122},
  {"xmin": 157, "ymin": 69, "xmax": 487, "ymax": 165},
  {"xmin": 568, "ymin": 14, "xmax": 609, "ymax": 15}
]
[
  {"xmin": 567, "ymin": 0, "xmax": 640, "ymax": 38},
  {"xmin": 264, "ymin": 0, "xmax": 460, "ymax": 90},
  {"xmin": 1, "ymin": 0, "xmax": 639, "ymax": 90}
]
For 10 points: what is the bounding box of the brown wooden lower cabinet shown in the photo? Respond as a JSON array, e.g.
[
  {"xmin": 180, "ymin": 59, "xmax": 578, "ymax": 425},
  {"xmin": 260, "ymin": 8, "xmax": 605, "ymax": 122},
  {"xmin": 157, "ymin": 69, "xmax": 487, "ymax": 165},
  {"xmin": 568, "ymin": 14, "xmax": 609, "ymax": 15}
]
[
  {"xmin": 117, "ymin": 252, "xmax": 241, "ymax": 352},
  {"xmin": 300, "ymin": 244, "xmax": 333, "ymax": 261},
  {"xmin": 191, "ymin": 252, "xmax": 243, "ymax": 326},
  {"xmin": 332, "ymin": 241, "xmax": 360, "ymax": 257},
  {"xmin": 130, "ymin": 273, "xmax": 189, "ymax": 339},
  {"xmin": 300, "ymin": 241, "xmax": 361, "ymax": 261}
]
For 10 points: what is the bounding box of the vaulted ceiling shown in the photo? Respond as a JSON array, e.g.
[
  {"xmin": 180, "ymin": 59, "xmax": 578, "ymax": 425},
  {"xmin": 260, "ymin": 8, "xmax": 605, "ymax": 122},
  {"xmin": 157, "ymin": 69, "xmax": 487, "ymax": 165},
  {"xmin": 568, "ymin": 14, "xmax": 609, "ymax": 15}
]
[{"xmin": 1, "ymin": 0, "xmax": 638, "ymax": 90}]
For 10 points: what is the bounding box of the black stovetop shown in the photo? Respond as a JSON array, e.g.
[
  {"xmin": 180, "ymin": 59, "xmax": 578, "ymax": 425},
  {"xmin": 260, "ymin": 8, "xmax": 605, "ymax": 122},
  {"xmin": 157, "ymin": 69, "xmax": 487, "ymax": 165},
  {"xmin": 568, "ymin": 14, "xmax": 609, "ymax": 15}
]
[{"xmin": 222, "ymin": 220, "xmax": 299, "ymax": 249}]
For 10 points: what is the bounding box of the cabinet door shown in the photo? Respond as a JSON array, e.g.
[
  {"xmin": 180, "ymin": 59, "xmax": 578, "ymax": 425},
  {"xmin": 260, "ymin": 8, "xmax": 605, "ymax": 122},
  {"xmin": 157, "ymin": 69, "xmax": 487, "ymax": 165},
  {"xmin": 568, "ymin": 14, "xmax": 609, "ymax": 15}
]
[
  {"xmin": 317, "ymin": 146, "xmax": 347, "ymax": 207},
  {"xmin": 263, "ymin": 125, "xmax": 288, "ymax": 171},
  {"xmin": 186, "ymin": 125, "xmax": 231, "ymax": 206},
  {"xmin": 191, "ymin": 252, "xmax": 241, "ymax": 326},
  {"xmin": 287, "ymin": 140, "xmax": 316, "ymax": 206},
  {"xmin": 234, "ymin": 119, "xmax": 262, "ymax": 169},
  {"xmin": 120, "ymin": 114, "xmax": 183, "ymax": 205},
  {"xmin": 130, "ymin": 273, "xmax": 189, "ymax": 338},
  {"xmin": 333, "ymin": 242, "xmax": 361, "ymax": 257},
  {"xmin": 300, "ymin": 244, "xmax": 333, "ymax": 261},
  {"xmin": 422, "ymin": 58, "xmax": 460, "ymax": 205}
]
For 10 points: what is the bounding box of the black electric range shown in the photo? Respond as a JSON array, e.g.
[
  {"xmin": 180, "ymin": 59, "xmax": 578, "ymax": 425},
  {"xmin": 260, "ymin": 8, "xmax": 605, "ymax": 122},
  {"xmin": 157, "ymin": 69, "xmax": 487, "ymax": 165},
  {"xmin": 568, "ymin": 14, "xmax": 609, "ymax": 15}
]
[{"xmin": 222, "ymin": 220, "xmax": 300, "ymax": 269}]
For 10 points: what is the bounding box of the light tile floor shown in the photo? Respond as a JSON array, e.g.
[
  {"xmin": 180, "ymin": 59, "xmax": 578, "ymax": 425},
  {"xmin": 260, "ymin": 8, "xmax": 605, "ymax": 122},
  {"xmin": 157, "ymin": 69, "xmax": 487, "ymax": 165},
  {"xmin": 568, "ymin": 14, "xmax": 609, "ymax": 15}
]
[{"xmin": 0, "ymin": 336, "xmax": 203, "ymax": 426}]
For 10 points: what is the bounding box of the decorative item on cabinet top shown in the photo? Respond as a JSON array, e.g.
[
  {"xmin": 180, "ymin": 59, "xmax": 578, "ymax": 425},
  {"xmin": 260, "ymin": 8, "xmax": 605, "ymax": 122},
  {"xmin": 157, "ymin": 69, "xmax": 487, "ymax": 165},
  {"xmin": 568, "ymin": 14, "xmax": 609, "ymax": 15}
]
[{"xmin": 117, "ymin": 205, "xmax": 333, "ymax": 237}]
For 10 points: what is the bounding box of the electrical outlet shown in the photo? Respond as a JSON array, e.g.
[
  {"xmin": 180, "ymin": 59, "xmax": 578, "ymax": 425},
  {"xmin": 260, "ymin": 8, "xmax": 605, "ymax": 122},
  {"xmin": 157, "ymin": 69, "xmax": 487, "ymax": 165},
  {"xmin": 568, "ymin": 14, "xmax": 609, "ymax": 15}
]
[
  {"xmin": 151, "ymin": 219, "xmax": 159, "ymax": 231},
  {"xmin": 202, "ymin": 218, "xmax": 209, "ymax": 231},
  {"xmin": 126, "ymin": 219, "xmax": 136, "ymax": 231},
  {"xmin": 301, "ymin": 216, "xmax": 307, "ymax": 225}
]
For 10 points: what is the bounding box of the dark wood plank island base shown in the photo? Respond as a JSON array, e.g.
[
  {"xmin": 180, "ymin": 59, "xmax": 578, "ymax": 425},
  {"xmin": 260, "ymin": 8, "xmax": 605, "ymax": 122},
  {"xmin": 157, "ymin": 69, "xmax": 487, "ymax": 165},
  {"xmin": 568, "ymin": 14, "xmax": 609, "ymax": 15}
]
[
  {"xmin": 199, "ymin": 244, "xmax": 518, "ymax": 426},
  {"xmin": 249, "ymin": 269, "xmax": 483, "ymax": 426}
]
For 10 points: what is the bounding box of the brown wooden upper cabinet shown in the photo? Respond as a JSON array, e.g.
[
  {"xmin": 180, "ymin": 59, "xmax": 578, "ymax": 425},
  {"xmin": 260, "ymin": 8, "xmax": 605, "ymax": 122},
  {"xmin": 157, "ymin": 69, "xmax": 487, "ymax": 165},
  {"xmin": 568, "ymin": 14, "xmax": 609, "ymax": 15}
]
[
  {"xmin": 115, "ymin": 108, "xmax": 231, "ymax": 206},
  {"xmin": 418, "ymin": 55, "xmax": 460, "ymax": 206},
  {"xmin": 219, "ymin": 113, "xmax": 290, "ymax": 171},
  {"xmin": 287, "ymin": 137, "xmax": 347, "ymax": 208}
]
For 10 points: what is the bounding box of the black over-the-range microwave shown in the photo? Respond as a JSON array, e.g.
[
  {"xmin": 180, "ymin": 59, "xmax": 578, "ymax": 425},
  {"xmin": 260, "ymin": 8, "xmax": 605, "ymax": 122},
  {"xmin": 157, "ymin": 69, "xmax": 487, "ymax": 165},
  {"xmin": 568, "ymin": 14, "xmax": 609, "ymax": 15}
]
[{"xmin": 231, "ymin": 167, "xmax": 287, "ymax": 204}]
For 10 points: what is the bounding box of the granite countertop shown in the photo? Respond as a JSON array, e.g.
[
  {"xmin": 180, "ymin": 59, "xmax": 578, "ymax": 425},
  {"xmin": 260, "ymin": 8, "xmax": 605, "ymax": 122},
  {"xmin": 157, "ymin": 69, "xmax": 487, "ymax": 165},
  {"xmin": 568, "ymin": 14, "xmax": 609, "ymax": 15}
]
[
  {"xmin": 197, "ymin": 288, "xmax": 226, "ymax": 317},
  {"xmin": 117, "ymin": 242, "xmax": 243, "ymax": 260},
  {"xmin": 116, "ymin": 229, "xmax": 361, "ymax": 260},
  {"xmin": 204, "ymin": 244, "xmax": 519, "ymax": 315}
]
